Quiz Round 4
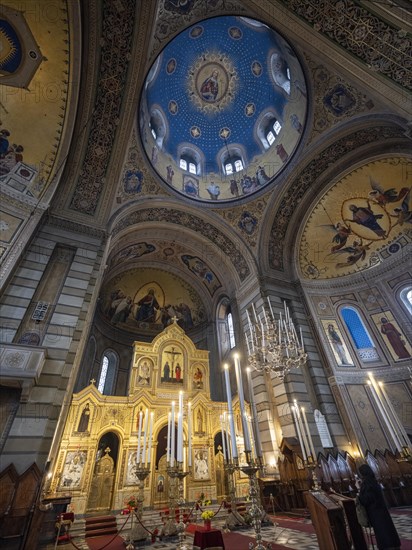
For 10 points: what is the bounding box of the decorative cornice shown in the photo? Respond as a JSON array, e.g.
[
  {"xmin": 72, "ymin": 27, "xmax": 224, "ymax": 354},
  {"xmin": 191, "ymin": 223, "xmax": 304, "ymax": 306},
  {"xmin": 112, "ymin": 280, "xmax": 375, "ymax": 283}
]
[
  {"xmin": 279, "ymin": 0, "xmax": 411, "ymax": 91},
  {"xmin": 48, "ymin": 215, "xmax": 107, "ymax": 240}
]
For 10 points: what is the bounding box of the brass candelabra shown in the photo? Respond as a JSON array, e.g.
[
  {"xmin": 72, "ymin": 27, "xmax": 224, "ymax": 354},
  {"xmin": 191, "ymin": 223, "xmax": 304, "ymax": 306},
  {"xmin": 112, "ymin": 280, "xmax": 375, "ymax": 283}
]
[{"xmin": 129, "ymin": 465, "xmax": 151, "ymax": 544}]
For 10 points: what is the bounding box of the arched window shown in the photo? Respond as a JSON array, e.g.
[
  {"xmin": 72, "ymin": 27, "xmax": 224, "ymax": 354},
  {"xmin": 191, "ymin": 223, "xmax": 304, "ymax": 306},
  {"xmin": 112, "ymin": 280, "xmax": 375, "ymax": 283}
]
[
  {"xmin": 180, "ymin": 154, "xmax": 199, "ymax": 175},
  {"xmin": 98, "ymin": 350, "xmax": 118, "ymax": 395},
  {"xmin": 217, "ymin": 298, "xmax": 236, "ymax": 360},
  {"xmin": 400, "ymin": 286, "xmax": 412, "ymax": 316},
  {"xmin": 266, "ymin": 119, "xmax": 282, "ymax": 145},
  {"xmin": 341, "ymin": 306, "xmax": 379, "ymax": 362},
  {"xmin": 227, "ymin": 312, "xmax": 236, "ymax": 349}
]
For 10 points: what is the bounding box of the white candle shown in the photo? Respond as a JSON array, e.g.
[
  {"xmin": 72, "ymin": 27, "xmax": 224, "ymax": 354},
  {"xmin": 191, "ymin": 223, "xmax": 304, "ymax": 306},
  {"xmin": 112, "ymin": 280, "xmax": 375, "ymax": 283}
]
[
  {"xmin": 261, "ymin": 323, "xmax": 265, "ymax": 348},
  {"xmin": 142, "ymin": 408, "xmax": 149, "ymax": 464},
  {"xmin": 368, "ymin": 377, "xmax": 402, "ymax": 451},
  {"xmin": 262, "ymin": 307, "xmax": 268, "ymax": 328},
  {"xmin": 234, "ymin": 354, "xmax": 251, "ymax": 453},
  {"xmin": 300, "ymin": 327, "xmax": 304, "ymax": 350},
  {"xmin": 224, "ymin": 364, "xmax": 238, "ymax": 458},
  {"xmin": 223, "ymin": 412, "xmax": 231, "ymax": 460},
  {"xmin": 137, "ymin": 409, "xmax": 143, "ymax": 464},
  {"xmin": 301, "ymin": 407, "xmax": 316, "ymax": 461},
  {"xmin": 246, "ymin": 309, "xmax": 253, "ymax": 330},
  {"xmin": 177, "ymin": 391, "xmax": 183, "ymax": 462},
  {"xmin": 267, "ymin": 297, "xmax": 274, "ymax": 320},
  {"xmin": 171, "ymin": 401, "xmax": 176, "ymax": 467},
  {"xmin": 167, "ymin": 412, "xmax": 171, "ymax": 463},
  {"xmin": 188, "ymin": 401, "xmax": 192, "ymax": 467},
  {"xmin": 250, "ymin": 327, "xmax": 255, "ymax": 353},
  {"xmin": 220, "ymin": 415, "xmax": 227, "ymax": 461},
  {"xmin": 379, "ymin": 382, "xmax": 410, "ymax": 449},
  {"xmin": 246, "ymin": 367, "xmax": 263, "ymax": 458},
  {"xmin": 147, "ymin": 412, "xmax": 154, "ymax": 463},
  {"xmin": 252, "ymin": 303, "xmax": 258, "ymax": 323},
  {"xmin": 245, "ymin": 334, "xmax": 251, "ymax": 356},
  {"xmin": 291, "ymin": 404, "xmax": 307, "ymax": 461},
  {"xmin": 295, "ymin": 401, "xmax": 310, "ymax": 459}
]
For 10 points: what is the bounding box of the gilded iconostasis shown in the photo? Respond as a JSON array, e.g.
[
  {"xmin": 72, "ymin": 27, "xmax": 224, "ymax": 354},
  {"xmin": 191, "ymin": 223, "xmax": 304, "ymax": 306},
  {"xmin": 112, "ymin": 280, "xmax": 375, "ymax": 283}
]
[{"xmin": 299, "ymin": 157, "xmax": 411, "ymax": 279}]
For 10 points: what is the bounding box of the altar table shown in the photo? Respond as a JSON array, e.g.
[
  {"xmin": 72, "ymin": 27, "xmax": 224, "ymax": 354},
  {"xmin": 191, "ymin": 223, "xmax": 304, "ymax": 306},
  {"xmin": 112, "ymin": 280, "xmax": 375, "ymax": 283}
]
[{"xmin": 193, "ymin": 527, "xmax": 225, "ymax": 550}]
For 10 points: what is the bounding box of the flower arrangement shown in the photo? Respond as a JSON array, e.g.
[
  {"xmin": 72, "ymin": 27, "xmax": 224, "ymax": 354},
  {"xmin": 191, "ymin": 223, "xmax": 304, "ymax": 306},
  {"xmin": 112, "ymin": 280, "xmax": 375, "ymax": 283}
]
[{"xmin": 201, "ymin": 510, "xmax": 215, "ymax": 520}]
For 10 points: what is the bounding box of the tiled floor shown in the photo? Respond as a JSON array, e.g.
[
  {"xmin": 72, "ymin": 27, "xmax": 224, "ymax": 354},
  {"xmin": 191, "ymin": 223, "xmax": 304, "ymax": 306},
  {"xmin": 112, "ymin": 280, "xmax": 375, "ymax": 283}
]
[{"xmin": 45, "ymin": 507, "xmax": 412, "ymax": 549}]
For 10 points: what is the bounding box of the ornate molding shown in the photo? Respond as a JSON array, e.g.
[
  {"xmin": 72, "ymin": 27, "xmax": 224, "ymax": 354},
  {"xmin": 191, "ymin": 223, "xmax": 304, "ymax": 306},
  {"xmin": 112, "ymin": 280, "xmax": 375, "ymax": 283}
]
[
  {"xmin": 279, "ymin": 0, "xmax": 411, "ymax": 92},
  {"xmin": 69, "ymin": 0, "xmax": 137, "ymax": 215}
]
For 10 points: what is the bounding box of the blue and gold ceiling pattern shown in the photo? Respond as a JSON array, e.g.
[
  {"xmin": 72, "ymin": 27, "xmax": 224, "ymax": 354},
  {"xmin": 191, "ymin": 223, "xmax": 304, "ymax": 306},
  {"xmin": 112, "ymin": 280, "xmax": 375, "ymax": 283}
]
[{"xmin": 139, "ymin": 15, "xmax": 308, "ymax": 202}]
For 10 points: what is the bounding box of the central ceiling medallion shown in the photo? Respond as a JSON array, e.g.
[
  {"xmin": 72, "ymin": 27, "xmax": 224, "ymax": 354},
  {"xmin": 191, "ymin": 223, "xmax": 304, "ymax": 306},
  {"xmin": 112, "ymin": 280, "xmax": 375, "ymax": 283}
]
[{"xmin": 187, "ymin": 52, "xmax": 238, "ymax": 114}]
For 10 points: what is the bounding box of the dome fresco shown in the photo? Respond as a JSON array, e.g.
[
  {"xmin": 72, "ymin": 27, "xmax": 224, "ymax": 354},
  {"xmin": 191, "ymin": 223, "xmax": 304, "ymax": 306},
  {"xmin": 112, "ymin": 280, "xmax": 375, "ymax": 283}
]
[{"xmin": 139, "ymin": 16, "xmax": 308, "ymax": 203}]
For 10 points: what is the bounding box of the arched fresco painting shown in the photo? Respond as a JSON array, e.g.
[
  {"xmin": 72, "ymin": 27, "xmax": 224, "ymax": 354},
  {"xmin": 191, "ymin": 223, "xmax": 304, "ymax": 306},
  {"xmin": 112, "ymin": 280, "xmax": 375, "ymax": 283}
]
[{"xmin": 299, "ymin": 157, "xmax": 411, "ymax": 279}]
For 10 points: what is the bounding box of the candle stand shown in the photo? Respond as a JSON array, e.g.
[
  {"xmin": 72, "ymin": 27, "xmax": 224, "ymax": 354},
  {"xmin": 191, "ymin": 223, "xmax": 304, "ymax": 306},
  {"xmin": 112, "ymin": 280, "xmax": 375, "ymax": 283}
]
[
  {"xmin": 240, "ymin": 454, "xmax": 270, "ymax": 550},
  {"xmin": 224, "ymin": 459, "xmax": 246, "ymax": 529},
  {"xmin": 176, "ymin": 463, "xmax": 190, "ymax": 550},
  {"xmin": 305, "ymin": 457, "xmax": 321, "ymax": 492},
  {"xmin": 130, "ymin": 465, "xmax": 151, "ymax": 543},
  {"xmin": 164, "ymin": 464, "xmax": 179, "ymax": 536}
]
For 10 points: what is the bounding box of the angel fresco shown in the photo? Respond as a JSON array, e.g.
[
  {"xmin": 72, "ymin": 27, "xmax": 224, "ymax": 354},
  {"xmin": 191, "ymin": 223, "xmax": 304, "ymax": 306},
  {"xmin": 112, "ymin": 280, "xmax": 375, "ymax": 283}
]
[
  {"xmin": 333, "ymin": 239, "xmax": 371, "ymax": 269},
  {"xmin": 368, "ymin": 178, "xmax": 409, "ymax": 207},
  {"xmin": 391, "ymin": 188, "xmax": 411, "ymax": 226}
]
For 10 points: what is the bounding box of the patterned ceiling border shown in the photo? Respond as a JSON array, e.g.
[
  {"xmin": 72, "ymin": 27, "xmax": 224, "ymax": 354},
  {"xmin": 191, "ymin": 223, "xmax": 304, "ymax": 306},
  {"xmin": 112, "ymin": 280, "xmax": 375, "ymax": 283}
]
[
  {"xmin": 268, "ymin": 125, "xmax": 406, "ymax": 270},
  {"xmin": 111, "ymin": 208, "xmax": 251, "ymax": 281},
  {"xmin": 279, "ymin": 0, "xmax": 411, "ymax": 91},
  {"xmin": 69, "ymin": 0, "xmax": 136, "ymax": 215}
]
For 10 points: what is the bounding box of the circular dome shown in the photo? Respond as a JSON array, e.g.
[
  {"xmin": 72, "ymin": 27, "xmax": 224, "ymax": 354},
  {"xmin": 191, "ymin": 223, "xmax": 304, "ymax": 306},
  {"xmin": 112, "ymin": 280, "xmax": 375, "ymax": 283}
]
[{"xmin": 139, "ymin": 16, "xmax": 308, "ymax": 203}]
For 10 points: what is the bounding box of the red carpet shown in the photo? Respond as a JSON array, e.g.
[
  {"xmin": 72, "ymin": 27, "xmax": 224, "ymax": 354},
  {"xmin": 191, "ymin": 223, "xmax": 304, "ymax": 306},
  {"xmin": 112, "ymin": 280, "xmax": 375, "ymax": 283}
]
[{"xmin": 86, "ymin": 534, "xmax": 125, "ymax": 550}]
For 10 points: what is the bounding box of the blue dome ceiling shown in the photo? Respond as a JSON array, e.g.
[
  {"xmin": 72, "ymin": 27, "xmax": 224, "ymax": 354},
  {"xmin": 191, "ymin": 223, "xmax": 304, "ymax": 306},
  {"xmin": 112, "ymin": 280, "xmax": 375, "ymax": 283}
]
[{"xmin": 139, "ymin": 16, "xmax": 308, "ymax": 203}]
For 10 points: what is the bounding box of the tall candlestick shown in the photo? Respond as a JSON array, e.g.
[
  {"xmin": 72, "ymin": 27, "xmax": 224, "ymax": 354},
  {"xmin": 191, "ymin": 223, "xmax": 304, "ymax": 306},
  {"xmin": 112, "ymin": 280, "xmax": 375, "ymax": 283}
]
[
  {"xmin": 171, "ymin": 401, "xmax": 176, "ymax": 467},
  {"xmin": 167, "ymin": 412, "xmax": 171, "ymax": 463},
  {"xmin": 177, "ymin": 391, "xmax": 183, "ymax": 462},
  {"xmin": 137, "ymin": 409, "xmax": 143, "ymax": 463},
  {"xmin": 301, "ymin": 407, "xmax": 316, "ymax": 460},
  {"xmin": 234, "ymin": 354, "xmax": 251, "ymax": 452},
  {"xmin": 246, "ymin": 367, "xmax": 263, "ymax": 457},
  {"xmin": 224, "ymin": 364, "xmax": 238, "ymax": 458},
  {"xmin": 291, "ymin": 404, "xmax": 307, "ymax": 461},
  {"xmin": 262, "ymin": 307, "xmax": 268, "ymax": 329},
  {"xmin": 142, "ymin": 408, "xmax": 149, "ymax": 464},
  {"xmin": 147, "ymin": 412, "xmax": 154, "ymax": 463},
  {"xmin": 188, "ymin": 401, "xmax": 192, "ymax": 467}
]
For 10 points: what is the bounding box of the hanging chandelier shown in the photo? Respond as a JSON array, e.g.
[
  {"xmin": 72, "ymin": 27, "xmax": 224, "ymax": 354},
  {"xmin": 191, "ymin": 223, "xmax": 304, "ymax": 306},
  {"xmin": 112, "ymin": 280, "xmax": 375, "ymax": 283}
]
[{"xmin": 245, "ymin": 298, "xmax": 307, "ymax": 379}]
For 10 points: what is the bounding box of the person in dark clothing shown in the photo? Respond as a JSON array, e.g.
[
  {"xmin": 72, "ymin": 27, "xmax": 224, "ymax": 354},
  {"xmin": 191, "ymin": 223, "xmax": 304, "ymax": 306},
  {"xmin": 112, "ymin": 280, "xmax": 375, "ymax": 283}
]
[{"xmin": 357, "ymin": 463, "xmax": 400, "ymax": 550}]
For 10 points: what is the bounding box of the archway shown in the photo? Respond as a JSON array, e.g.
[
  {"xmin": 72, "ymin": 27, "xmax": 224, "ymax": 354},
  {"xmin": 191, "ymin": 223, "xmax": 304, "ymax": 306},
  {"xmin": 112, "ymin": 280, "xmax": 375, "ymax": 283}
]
[{"xmin": 86, "ymin": 432, "xmax": 120, "ymax": 512}]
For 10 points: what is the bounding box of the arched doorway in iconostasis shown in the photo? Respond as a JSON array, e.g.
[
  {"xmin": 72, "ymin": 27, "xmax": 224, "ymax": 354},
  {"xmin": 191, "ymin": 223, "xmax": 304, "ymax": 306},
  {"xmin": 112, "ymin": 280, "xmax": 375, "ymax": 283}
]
[{"xmin": 87, "ymin": 431, "xmax": 120, "ymax": 512}]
